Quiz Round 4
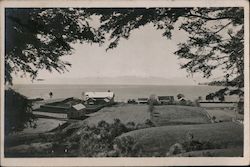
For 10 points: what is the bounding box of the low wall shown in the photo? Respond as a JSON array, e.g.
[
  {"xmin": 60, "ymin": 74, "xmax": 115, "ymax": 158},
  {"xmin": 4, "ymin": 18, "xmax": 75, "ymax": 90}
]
[{"xmin": 39, "ymin": 105, "xmax": 69, "ymax": 113}]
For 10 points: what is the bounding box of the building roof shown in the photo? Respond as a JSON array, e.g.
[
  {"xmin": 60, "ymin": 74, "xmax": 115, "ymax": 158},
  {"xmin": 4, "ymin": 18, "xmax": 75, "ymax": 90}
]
[
  {"xmin": 85, "ymin": 92, "xmax": 114, "ymax": 99},
  {"xmin": 158, "ymin": 96, "xmax": 174, "ymax": 100},
  {"xmin": 72, "ymin": 103, "xmax": 86, "ymax": 111},
  {"xmin": 103, "ymin": 98, "xmax": 111, "ymax": 102},
  {"xmin": 138, "ymin": 98, "xmax": 148, "ymax": 101}
]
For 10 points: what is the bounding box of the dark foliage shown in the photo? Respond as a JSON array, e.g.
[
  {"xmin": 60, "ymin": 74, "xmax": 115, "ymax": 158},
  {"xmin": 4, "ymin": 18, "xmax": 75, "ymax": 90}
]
[
  {"xmin": 77, "ymin": 119, "xmax": 155, "ymax": 157},
  {"xmin": 4, "ymin": 89, "xmax": 36, "ymax": 135},
  {"xmin": 78, "ymin": 119, "xmax": 140, "ymax": 157},
  {"xmin": 91, "ymin": 7, "xmax": 244, "ymax": 98},
  {"xmin": 127, "ymin": 99, "xmax": 137, "ymax": 104},
  {"xmin": 5, "ymin": 8, "xmax": 103, "ymax": 84},
  {"xmin": 174, "ymin": 8, "xmax": 244, "ymax": 98},
  {"xmin": 113, "ymin": 136, "xmax": 143, "ymax": 157},
  {"xmin": 5, "ymin": 8, "xmax": 244, "ymax": 98},
  {"xmin": 90, "ymin": 8, "xmax": 191, "ymax": 50},
  {"xmin": 144, "ymin": 119, "xmax": 155, "ymax": 127}
]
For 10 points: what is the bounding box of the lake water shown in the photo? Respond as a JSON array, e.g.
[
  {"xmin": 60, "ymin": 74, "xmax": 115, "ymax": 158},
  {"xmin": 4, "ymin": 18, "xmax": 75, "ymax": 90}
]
[{"xmin": 12, "ymin": 84, "xmax": 239, "ymax": 102}]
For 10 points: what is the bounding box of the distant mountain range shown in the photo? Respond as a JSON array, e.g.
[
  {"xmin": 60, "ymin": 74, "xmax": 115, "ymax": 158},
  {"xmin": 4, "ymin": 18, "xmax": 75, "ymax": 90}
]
[{"xmin": 33, "ymin": 76, "xmax": 200, "ymax": 85}]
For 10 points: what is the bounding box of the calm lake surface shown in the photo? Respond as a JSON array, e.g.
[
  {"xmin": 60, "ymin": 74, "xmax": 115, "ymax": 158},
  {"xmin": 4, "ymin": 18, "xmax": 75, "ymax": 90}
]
[{"xmin": 12, "ymin": 84, "xmax": 239, "ymax": 102}]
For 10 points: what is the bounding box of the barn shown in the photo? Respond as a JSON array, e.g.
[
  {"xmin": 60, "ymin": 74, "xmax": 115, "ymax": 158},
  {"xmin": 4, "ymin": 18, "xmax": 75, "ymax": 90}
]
[
  {"xmin": 137, "ymin": 98, "xmax": 149, "ymax": 104},
  {"xmin": 84, "ymin": 92, "xmax": 115, "ymax": 105},
  {"xmin": 158, "ymin": 96, "xmax": 175, "ymax": 104},
  {"xmin": 67, "ymin": 103, "xmax": 87, "ymax": 119}
]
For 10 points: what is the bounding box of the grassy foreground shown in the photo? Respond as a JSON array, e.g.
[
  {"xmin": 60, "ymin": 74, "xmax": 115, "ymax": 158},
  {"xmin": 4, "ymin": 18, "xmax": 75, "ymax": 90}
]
[
  {"xmin": 119, "ymin": 122, "xmax": 243, "ymax": 156},
  {"xmin": 175, "ymin": 147, "xmax": 243, "ymax": 157},
  {"xmin": 5, "ymin": 104, "xmax": 243, "ymax": 157}
]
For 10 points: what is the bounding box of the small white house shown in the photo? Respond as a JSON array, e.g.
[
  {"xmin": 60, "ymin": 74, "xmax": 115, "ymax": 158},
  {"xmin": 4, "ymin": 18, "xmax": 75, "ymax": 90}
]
[
  {"xmin": 137, "ymin": 98, "xmax": 149, "ymax": 104},
  {"xmin": 84, "ymin": 92, "xmax": 115, "ymax": 105},
  {"xmin": 85, "ymin": 92, "xmax": 114, "ymax": 99},
  {"xmin": 158, "ymin": 96, "xmax": 174, "ymax": 104}
]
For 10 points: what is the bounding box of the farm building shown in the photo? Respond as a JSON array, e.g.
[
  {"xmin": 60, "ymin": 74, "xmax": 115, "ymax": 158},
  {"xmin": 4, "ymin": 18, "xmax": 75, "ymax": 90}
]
[
  {"xmin": 158, "ymin": 96, "xmax": 174, "ymax": 104},
  {"xmin": 84, "ymin": 92, "xmax": 115, "ymax": 105},
  {"xmin": 39, "ymin": 97, "xmax": 81, "ymax": 113},
  {"xmin": 137, "ymin": 98, "xmax": 149, "ymax": 104},
  {"xmin": 67, "ymin": 103, "xmax": 87, "ymax": 119}
]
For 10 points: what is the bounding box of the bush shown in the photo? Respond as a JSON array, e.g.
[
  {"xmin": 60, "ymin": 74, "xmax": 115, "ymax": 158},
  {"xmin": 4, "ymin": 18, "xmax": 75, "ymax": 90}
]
[
  {"xmin": 165, "ymin": 132, "xmax": 227, "ymax": 157},
  {"xmin": 144, "ymin": 119, "xmax": 155, "ymax": 127},
  {"xmin": 166, "ymin": 143, "xmax": 185, "ymax": 156},
  {"xmin": 78, "ymin": 118, "xmax": 155, "ymax": 157},
  {"xmin": 79, "ymin": 119, "xmax": 133, "ymax": 157},
  {"xmin": 5, "ymin": 89, "xmax": 37, "ymax": 135},
  {"xmin": 113, "ymin": 136, "xmax": 143, "ymax": 157},
  {"xmin": 180, "ymin": 132, "xmax": 224, "ymax": 153},
  {"xmin": 127, "ymin": 99, "xmax": 137, "ymax": 104},
  {"xmin": 69, "ymin": 118, "xmax": 157, "ymax": 157},
  {"xmin": 126, "ymin": 121, "xmax": 136, "ymax": 131}
]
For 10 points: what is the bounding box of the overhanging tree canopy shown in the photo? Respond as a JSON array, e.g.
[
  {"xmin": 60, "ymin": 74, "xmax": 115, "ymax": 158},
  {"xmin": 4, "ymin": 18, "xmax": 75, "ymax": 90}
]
[
  {"xmin": 5, "ymin": 8, "xmax": 103, "ymax": 84},
  {"xmin": 93, "ymin": 7, "xmax": 244, "ymax": 97},
  {"xmin": 5, "ymin": 7, "xmax": 244, "ymax": 97}
]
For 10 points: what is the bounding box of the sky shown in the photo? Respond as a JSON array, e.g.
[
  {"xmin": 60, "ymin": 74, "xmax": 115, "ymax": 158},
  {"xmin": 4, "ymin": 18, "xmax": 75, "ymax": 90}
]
[{"xmin": 12, "ymin": 20, "xmax": 223, "ymax": 85}]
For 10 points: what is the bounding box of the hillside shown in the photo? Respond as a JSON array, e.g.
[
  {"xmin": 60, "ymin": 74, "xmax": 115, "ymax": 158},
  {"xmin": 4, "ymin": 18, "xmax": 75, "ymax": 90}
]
[
  {"xmin": 84, "ymin": 104, "xmax": 211, "ymax": 126},
  {"xmin": 119, "ymin": 122, "xmax": 243, "ymax": 156}
]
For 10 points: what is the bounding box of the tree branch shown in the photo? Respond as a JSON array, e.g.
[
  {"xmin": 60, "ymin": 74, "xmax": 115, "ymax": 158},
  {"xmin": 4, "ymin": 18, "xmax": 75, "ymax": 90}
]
[
  {"xmin": 186, "ymin": 11, "xmax": 233, "ymax": 21},
  {"xmin": 214, "ymin": 21, "xmax": 233, "ymax": 34}
]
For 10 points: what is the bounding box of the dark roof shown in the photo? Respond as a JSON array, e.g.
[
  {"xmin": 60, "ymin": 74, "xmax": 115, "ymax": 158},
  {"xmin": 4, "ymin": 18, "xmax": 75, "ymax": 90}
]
[
  {"xmin": 138, "ymin": 98, "xmax": 148, "ymax": 101},
  {"xmin": 72, "ymin": 103, "xmax": 86, "ymax": 111},
  {"xmin": 158, "ymin": 96, "xmax": 174, "ymax": 100}
]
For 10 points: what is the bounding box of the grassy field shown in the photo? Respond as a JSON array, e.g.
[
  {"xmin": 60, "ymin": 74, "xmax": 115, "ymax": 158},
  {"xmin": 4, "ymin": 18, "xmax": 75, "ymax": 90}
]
[
  {"xmin": 84, "ymin": 104, "xmax": 151, "ymax": 126},
  {"xmin": 5, "ymin": 103, "xmax": 244, "ymax": 157},
  {"xmin": 175, "ymin": 147, "xmax": 243, "ymax": 157},
  {"xmin": 33, "ymin": 111, "xmax": 67, "ymax": 119},
  {"xmin": 152, "ymin": 105, "xmax": 211, "ymax": 125},
  {"xmin": 84, "ymin": 104, "xmax": 211, "ymax": 126},
  {"xmin": 205, "ymin": 109, "xmax": 244, "ymax": 122},
  {"xmin": 119, "ymin": 122, "xmax": 243, "ymax": 156},
  {"xmin": 20, "ymin": 118, "xmax": 66, "ymax": 134}
]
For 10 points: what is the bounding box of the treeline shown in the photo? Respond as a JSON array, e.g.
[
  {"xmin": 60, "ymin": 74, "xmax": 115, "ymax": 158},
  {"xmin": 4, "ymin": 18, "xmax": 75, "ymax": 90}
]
[{"xmin": 199, "ymin": 81, "xmax": 227, "ymax": 86}]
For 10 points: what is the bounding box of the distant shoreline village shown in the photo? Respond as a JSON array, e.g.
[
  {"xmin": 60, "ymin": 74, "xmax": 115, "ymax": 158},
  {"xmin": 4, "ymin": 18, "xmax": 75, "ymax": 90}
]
[{"xmin": 30, "ymin": 89, "xmax": 242, "ymax": 120}]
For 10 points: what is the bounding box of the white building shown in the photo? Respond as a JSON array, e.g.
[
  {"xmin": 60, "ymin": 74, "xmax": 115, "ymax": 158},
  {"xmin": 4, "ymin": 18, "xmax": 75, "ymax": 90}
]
[{"xmin": 84, "ymin": 92, "xmax": 115, "ymax": 105}]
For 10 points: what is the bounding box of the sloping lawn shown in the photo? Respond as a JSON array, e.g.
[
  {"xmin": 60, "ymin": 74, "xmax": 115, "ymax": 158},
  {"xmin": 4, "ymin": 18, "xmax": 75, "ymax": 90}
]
[
  {"xmin": 21, "ymin": 118, "xmax": 66, "ymax": 134},
  {"xmin": 84, "ymin": 104, "xmax": 150, "ymax": 126},
  {"xmin": 175, "ymin": 147, "xmax": 243, "ymax": 157},
  {"xmin": 206, "ymin": 109, "xmax": 244, "ymax": 122},
  {"xmin": 153, "ymin": 105, "xmax": 211, "ymax": 125},
  {"xmin": 119, "ymin": 122, "xmax": 243, "ymax": 156},
  {"xmin": 84, "ymin": 104, "xmax": 211, "ymax": 126}
]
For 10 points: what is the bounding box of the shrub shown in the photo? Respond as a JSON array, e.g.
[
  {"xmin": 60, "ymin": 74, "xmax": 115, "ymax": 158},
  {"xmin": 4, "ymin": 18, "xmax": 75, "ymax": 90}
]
[
  {"xmin": 79, "ymin": 125, "xmax": 109, "ymax": 156},
  {"xmin": 181, "ymin": 132, "xmax": 224, "ymax": 153},
  {"xmin": 127, "ymin": 99, "xmax": 137, "ymax": 104},
  {"xmin": 144, "ymin": 119, "xmax": 155, "ymax": 127},
  {"xmin": 212, "ymin": 116, "xmax": 217, "ymax": 123},
  {"xmin": 5, "ymin": 89, "xmax": 37, "ymax": 135},
  {"xmin": 78, "ymin": 119, "xmax": 155, "ymax": 157},
  {"xmin": 79, "ymin": 119, "xmax": 134, "ymax": 157},
  {"xmin": 113, "ymin": 136, "xmax": 143, "ymax": 157},
  {"xmin": 166, "ymin": 143, "xmax": 185, "ymax": 156},
  {"xmin": 126, "ymin": 121, "xmax": 136, "ymax": 131}
]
